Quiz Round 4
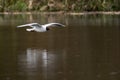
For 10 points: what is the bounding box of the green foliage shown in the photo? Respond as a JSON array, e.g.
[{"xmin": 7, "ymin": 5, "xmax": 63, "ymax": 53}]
[
  {"xmin": 8, "ymin": 0, "xmax": 27, "ymax": 11},
  {"xmin": 71, "ymin": 0, "xmax": 117, "ymax": 11},
  {"xmin": 0, "ymin": 0, "xmax": 120, "ymax": 12}
]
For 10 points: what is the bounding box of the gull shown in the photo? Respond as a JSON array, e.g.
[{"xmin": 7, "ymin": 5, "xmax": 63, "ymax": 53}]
[{"xmin": 17, "ymin": 23, "xmax": 65, "ymax": 32}]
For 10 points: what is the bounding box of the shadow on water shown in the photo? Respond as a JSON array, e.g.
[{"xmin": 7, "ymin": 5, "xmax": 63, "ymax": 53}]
[{"xmin": 0, "ymin": 13, "xmax": 120, "ymax": 80}]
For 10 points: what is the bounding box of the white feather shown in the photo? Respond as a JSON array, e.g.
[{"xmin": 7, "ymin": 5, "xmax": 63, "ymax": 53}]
[{"xmin": 17, "ymin": 22, "xmax": 65, "ymax": 32}]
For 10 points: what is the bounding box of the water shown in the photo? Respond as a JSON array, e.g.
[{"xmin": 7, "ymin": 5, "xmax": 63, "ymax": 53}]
[{"xmin": 0, "ymin": 13, "xmax": 120, "ymax": 80}]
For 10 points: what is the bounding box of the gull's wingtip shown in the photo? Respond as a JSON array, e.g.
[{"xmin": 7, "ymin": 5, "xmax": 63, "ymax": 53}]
[
  {"xmin": 58, "ymin": 23, "xmax": 66, "ymax": 27},
  {"xmin": 62, "ymin": 24, "xmax": 66, "ymax": 27},
  {"xmin": 60, "ymin": 24, "xmax": 66, "ymax": 27},
  {"xmin": 17, "ymin": 25, "xmax": 24, "ymax": 28},
  {"xmin": 55, "ymin": 23, "xmax": 66, "ymax": 27},
  {"xmin": 17, "ymin": 25, "xmax": 21, "ymax": 28}
]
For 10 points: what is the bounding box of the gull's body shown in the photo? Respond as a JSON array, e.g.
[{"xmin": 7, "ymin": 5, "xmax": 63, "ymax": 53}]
[{"xmin": 17, "ymin": 23, "xmax": 65, "ymax": 32}]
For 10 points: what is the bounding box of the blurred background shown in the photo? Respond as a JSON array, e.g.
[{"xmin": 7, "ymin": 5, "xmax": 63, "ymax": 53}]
[{"xmin": 0, "ymin": 0, "xmax": 120, "ymax": 12}]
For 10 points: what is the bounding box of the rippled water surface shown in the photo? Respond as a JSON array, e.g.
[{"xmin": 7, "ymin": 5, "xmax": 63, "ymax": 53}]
[{"xmin": 0, "ymin": 13, "xmax": 120, "ymax": 80}]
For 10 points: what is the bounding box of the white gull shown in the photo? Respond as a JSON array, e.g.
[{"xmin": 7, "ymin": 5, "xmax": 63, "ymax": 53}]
[{"xmin": 17, "ymin": 23, "xmax": 65, "ymax": 32}]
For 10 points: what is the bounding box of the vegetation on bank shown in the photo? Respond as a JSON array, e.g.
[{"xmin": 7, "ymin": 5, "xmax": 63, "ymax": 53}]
[{"xmin": 0, "ymin": 0, "xmax": 120, "ymax": 12}]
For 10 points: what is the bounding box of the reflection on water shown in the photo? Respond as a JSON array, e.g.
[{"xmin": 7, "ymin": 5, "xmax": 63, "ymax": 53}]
[
  {"xmin": 0, "ymin": 13, "xmax": 120, "ymax": 80},
  {"xmin": 18, "ymin": 49, "xmax": 48, "ymax": 79},
  {"xmin": 18, "ymin": 48, "xmax": 66, "ymax": 80}
]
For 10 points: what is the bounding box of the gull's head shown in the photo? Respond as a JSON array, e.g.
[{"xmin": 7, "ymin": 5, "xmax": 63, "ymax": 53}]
[{"xmin": 46, "ymin": 27, "xmax": 50, "ymax": 31}]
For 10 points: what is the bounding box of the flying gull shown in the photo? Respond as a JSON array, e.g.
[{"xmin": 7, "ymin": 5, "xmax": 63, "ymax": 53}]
[{"xmin": 17, "ymin": 23, "xmax": 65, "ymax": 32}]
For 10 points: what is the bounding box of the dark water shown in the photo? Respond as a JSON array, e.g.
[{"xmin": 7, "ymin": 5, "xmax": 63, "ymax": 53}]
[{"xmin": 0, "ymin": 13, "xmax": 120, "ymax": 80}]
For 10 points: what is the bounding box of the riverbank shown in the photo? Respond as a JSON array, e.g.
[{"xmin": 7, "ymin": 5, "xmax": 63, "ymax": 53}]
[{"xmin": 0, "ymin": 11, "xmax": 120, "ymax": 15}]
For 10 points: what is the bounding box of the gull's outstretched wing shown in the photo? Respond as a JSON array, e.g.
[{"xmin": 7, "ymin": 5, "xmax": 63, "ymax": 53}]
[
  {"xmin": 17, "ymin": 23, "xmax": 39, "ymax": 28},
  {"xmin": 42, "ymin": 23, "xmax": 65, "ymax": 28}
]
